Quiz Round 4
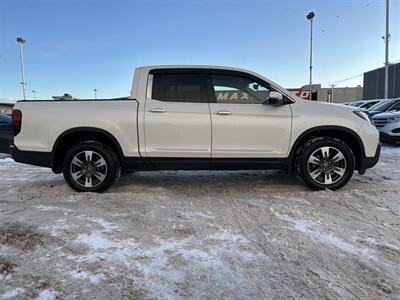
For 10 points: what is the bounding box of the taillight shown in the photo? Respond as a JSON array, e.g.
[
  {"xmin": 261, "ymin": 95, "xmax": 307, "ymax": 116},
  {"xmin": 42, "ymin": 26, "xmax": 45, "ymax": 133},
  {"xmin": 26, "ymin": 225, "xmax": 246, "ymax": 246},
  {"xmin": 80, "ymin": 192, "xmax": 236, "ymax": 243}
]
[{"xmin": 12, "ymin": 109, "xmax": 22, "ymax": 137}]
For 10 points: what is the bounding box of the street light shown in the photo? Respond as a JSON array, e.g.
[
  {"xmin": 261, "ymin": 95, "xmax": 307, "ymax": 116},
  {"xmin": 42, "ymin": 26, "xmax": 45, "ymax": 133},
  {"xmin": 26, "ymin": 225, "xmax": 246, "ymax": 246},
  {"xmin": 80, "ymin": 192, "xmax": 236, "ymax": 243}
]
[
  {"xmin": 384, "ymin": 0, "xmax": 390, "ymax": 99},
  {"xmin": 306, "ymin": 12, "xmax": 315, "ymax": 101},
  {"xmin": 16, "ymin": 37, "xmax": 27, "ymax": 100},
  {"xmin": 32, "ymin": 90, "xmax": 38, "ymax": 100},
  {"xmin": 329, "ymin": 84, "xmax": 336, "ymax": 103},
  {"xmin": 94, "ymin": 88, "xmax": 98, "ymax": 99}
]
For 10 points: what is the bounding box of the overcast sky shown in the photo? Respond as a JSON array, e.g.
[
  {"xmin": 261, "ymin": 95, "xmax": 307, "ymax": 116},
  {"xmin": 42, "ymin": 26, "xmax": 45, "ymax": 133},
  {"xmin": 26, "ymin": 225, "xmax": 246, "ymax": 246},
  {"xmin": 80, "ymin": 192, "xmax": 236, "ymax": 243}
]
[{"xmin": 0, "ymin": 0, "xmax": 399, "ymax": 101}]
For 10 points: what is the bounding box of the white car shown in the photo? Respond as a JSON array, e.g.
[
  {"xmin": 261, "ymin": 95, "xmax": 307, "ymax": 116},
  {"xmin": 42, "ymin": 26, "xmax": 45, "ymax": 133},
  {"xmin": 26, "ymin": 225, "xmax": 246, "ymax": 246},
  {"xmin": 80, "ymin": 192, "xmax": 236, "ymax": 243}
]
[{"xmin": 11, "ymin": 65, "xmax": 380, "ymax": 192}]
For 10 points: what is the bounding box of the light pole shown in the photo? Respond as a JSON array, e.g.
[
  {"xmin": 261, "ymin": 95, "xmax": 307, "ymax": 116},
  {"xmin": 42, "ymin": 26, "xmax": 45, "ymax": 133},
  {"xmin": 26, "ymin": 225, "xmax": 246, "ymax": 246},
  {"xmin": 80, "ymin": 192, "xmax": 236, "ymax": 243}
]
[
  {"xmin": 384, "ymin": 0, "xmax": 390, "ymax": 99},
  {"xmin": 94, "ymin": 88, "xmax": 98, "ymax": 99},
  {"xmin": 306, "ymin": 12, "xmax": 315, "ymax": 101},
  {"xmin": 329, "ymin": 84, "xmax": 336, "ymax": 103},
  {"xmin": 32, "ymin": 90, "xmax": 38, "ymax": 100},
  {"xmin": 17, "ymin": 37, "xmax": 27, "ymax": 100}
]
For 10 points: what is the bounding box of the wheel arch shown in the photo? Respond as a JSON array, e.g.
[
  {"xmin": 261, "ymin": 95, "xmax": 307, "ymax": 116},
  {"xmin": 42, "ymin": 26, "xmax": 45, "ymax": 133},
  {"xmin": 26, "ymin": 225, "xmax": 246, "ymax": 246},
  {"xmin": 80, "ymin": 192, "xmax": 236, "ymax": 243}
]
[
  {"xmin": 288, "ymin": 125, "xmax": 365, "ymax": 173},
  {"xmin": 51, "ymin": 127, "xmax": 124, "ymax": 173}
]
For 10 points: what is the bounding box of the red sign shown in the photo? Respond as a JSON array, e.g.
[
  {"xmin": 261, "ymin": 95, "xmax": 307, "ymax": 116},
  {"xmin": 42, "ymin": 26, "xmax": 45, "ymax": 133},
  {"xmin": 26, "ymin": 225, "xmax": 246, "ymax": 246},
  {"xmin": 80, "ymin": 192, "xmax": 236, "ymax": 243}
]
[{"xmin": 287, "ymin": 89, "xmax": 311, "ymax": 99}]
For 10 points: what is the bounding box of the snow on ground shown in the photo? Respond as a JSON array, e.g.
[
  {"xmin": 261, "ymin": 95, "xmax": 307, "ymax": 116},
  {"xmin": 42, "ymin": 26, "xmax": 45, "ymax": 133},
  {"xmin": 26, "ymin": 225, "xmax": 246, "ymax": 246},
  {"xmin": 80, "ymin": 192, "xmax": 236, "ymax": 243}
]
[{"xmin": 0, "ymin": 144, "xmax": 399, "ymax": 299}]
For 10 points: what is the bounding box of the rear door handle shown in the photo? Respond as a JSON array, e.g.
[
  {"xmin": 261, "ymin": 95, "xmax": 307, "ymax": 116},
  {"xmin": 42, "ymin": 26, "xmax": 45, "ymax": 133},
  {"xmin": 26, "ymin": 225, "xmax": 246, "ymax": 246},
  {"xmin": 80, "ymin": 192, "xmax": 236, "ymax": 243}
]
[
  {"xmin": 215, "ymin": 110, "xmax": 232, "ymax": 115},
  {"xmin": 149, "ymin": 108, "xmax": 166, "ymax": 113}
]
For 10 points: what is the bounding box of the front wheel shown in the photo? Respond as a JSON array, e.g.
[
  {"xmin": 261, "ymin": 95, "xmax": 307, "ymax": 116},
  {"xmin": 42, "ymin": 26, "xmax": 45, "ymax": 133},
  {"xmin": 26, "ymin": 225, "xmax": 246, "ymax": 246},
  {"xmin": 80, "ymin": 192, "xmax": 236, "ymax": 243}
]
[
  {"xmin": 63, "ymin": 141, "xmax": 120, "ymax": 193},
  {"xmin": 296, "ymin": 137, "xmax": 355, "ymax": 191}
]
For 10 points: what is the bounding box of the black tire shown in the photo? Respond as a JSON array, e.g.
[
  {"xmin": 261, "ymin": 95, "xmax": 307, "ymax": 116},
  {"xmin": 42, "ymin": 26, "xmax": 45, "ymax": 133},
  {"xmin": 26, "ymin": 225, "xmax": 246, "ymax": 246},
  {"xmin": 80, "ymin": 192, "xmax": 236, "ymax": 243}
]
[
  {"xmin": 63, "ymin": 141, "xmax": 121, "ymax": 193},
  {"xmin": 295, "ymin": 137, "xmax": 355, "ymax": 191}
]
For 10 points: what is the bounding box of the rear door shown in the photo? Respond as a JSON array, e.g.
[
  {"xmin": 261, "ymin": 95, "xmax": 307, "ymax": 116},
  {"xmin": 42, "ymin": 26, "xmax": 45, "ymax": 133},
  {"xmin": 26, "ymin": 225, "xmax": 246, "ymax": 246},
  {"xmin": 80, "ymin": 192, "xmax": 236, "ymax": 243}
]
[
  {"xmin": 208, "ymin": 72, "xmax": 292, "ymax": 158},
  {"xmin": 144, "ymin": 71, "xmax": 212, "ymax": 158}
]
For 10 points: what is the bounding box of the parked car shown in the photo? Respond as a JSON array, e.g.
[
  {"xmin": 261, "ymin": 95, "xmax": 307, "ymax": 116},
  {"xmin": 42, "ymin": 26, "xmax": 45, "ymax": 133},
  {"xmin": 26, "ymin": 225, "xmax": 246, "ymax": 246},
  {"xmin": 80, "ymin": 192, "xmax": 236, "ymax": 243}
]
[
  {"xmin": 0, "ymin": 113, "xmax": 12, "ymax": 154},
  {"xmin": 345, "ymin": 100, "xmax": 382, "ymax": 110},
  {"xmin": 358, "ymin": 99, "xmax": 382, "ymax": 110},
  {"xmin": 11, "ymin": 65, "xmax": 380, "ymax": 192},
  {"xmin": 372, "ymin": 111, "xmax": 400, "ymax": 143},
  {"xmin": 367, "ymin": 98, "xmax": 400, "ymax": 117},
  {"xmin": 348, "ymin": 101, "xmax": 365, "ymax": 107}
]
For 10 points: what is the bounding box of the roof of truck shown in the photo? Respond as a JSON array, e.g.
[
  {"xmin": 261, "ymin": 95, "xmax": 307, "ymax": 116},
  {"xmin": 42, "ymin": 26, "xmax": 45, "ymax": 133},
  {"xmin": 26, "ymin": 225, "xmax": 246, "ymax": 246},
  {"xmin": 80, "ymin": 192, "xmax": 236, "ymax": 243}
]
[{"xmin": 138, "ymin": 65, "xmax": 252, "ymax": 71}]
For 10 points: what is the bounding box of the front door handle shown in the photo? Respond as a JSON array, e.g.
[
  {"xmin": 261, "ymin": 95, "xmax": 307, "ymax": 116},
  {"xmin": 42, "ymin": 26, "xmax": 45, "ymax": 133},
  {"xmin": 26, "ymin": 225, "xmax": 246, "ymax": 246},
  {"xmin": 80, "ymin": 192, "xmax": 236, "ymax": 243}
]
[
  {"xmin": 149, "ymin": 108, "xmax": 166, "ymax": 113},
  {"xmin": 215, "ymin": 110, "xmax": 232, "ymax": 115}
]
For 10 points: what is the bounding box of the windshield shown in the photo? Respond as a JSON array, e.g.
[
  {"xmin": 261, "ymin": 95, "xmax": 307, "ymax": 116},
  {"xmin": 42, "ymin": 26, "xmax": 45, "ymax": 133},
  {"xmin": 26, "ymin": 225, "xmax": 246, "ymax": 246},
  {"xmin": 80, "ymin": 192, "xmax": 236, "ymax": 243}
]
[{"xmin": 367, "ymin": 99, "xmax": 395, "ymax": 112}]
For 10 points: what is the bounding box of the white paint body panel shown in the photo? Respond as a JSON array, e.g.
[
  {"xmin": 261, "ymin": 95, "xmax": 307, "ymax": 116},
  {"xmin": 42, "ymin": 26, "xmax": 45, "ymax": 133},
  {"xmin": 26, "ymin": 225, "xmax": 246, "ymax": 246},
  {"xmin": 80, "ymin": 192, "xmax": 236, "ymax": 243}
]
[
  {"xmin": 144, "ymin": 99, "xmax": 211, "ymax": 157},
  {"xmin": 13, "ymin": 100, "xmax": 140, "ymax": 157},
  {"xmin": 209, "ymin": 103, "xmax": 292, "ymax": 157},
  {"xmin": 14, "ymin": 65, "xmax": 379, "ymax": 164},
  {"xmin": 289, "ymin": 99, "xmax": 379, "ymax": 157}
]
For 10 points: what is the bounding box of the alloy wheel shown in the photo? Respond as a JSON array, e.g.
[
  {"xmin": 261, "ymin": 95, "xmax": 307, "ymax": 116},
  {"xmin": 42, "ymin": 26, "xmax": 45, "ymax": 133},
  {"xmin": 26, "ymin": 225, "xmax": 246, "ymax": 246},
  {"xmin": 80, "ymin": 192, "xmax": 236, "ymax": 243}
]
[
  {"xmin": 307, "ymin": 146, "xmax": 347, "ymax": 185},
  {"xmin": 69, "ymin": 150, "xmax": 108, "ymax": 188}
]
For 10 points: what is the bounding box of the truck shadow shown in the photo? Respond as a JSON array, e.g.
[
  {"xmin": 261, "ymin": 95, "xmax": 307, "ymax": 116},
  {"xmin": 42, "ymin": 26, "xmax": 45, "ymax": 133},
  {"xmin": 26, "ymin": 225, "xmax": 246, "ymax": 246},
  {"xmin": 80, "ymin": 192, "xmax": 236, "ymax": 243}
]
[{"xmin": 115, "ymin": 170, "xmax": 305, "ymax": 193}]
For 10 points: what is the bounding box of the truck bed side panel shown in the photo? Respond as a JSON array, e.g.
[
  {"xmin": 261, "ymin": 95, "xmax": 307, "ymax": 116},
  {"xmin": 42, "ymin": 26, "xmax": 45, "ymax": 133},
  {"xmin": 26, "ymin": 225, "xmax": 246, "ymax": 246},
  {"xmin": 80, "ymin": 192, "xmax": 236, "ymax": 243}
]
[{"xmin": 13, "ymin": 100, "xmax": 140, "ymax": 157}]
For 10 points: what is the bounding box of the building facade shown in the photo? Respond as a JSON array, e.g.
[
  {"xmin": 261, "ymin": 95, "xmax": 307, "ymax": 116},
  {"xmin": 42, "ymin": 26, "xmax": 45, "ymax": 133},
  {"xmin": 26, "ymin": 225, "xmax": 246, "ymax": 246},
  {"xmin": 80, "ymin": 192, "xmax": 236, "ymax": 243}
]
[
  {"xmin": 289, "ymin": 85, "xmax": 363, "ymax": 103},
  {"xmin": 363, "ymin": 62, "xmax": 400, "ymax": 100}
]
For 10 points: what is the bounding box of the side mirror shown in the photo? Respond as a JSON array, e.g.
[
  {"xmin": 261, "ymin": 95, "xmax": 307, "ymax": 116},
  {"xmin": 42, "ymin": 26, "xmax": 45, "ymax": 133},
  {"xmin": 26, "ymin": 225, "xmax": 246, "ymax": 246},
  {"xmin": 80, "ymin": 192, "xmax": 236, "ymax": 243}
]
[{"xmin": 268, "ymin": 91, "xmax": 284, "ymax": 105}]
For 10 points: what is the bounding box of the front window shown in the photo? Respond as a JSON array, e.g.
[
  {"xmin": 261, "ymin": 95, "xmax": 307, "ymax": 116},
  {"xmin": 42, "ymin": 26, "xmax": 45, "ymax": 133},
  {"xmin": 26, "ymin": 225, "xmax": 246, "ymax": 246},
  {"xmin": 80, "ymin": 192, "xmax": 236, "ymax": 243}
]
[
  {"xmin": 211, "ymin": 74, "xmax": 273, "ymax": 104},
  {"xmin": 389, "ymin": 101, "xmax": 400, "ymax": 112}
]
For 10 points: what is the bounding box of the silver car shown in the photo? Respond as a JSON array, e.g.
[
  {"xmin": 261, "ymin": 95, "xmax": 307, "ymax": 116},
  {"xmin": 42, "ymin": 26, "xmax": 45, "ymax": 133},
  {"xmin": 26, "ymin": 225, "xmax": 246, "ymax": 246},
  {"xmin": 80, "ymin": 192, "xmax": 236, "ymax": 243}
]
[
  {"xmin": 368, "ymin": 98, "xmax": 400, "ymax": 117},
  {"xmin": 372, "ymin": 111, "xmax": 400, "ymax": 143}
]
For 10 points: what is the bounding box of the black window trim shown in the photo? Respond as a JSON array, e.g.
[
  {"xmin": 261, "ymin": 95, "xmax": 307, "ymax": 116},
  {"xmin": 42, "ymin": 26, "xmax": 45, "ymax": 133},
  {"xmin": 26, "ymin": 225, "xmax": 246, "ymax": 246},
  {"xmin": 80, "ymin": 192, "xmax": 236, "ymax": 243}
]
[{"xmin": 148, "ymin": 68, "xmax": 295, "ymax": 104}]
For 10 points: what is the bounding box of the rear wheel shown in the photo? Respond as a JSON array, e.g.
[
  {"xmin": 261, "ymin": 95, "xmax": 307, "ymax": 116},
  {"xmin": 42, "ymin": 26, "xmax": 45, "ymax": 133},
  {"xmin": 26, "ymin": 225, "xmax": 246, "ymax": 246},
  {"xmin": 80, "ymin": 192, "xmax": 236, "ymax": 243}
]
[
  {"xmin": 63, "ymin": 141, "xmax": 120, "ymax": 193},
  {"xmin": 296, "ymin": 137, "xmax": 355, "ymax": 190}
]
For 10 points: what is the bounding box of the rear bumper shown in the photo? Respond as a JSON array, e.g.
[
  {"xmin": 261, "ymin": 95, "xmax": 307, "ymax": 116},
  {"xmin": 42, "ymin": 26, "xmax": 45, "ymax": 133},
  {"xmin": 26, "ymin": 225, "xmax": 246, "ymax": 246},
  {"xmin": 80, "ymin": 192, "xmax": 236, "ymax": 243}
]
[
  {"xmin": 358, "ymin": 144, "xmax": 380, "ymax": 174},
  {"xmin": 10, "ymin": 143, "xmax": 52, "ymax": 168}
]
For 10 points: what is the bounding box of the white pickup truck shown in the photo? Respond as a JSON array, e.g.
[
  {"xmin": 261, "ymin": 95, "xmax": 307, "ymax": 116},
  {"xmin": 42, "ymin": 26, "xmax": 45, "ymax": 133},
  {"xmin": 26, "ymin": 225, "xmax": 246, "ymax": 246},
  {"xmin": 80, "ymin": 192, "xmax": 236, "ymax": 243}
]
[{"xmin": 11, "ymin": 65, "xmax": 380, "ymax": 192}]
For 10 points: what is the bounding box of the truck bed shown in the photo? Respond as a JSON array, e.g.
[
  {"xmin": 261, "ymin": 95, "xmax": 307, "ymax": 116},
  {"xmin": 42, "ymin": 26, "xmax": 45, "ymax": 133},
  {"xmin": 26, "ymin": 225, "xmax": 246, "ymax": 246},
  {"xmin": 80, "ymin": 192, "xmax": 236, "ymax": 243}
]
[{"xmin": 12, "ymin": 98, "xmax": 140, "ymax": 158}]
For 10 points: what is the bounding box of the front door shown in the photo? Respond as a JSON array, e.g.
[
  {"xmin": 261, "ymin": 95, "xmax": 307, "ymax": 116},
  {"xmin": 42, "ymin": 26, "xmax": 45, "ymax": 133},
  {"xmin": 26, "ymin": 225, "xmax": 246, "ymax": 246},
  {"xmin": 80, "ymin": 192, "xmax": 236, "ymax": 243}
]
[
  {"xmin": 208, "ymin": 73, "xmax": 292, "ymax": 158},
  {"xmin": 144, "ymin": 72, "xmax": 211, "ymax": 158}
]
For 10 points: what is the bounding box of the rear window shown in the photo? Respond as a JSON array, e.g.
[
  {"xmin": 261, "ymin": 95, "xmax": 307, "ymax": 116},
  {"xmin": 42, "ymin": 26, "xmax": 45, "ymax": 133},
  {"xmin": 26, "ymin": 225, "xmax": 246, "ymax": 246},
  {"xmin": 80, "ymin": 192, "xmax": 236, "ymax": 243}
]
[{"xmin": 151, "ymin": 73, "xmax": 207, "ymax": 103}]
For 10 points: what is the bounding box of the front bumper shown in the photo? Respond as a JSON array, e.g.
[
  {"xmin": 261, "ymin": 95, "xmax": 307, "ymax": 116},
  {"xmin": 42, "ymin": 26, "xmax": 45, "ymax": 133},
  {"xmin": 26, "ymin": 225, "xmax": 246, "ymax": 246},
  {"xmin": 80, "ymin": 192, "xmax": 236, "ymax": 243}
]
[
  {"xmin": 379, "ymin": 132, "xmax": 400, "ymax": 143},
  {"xmin": 358, "ymin": 143, "xmax": 381, "ymax": 174}
]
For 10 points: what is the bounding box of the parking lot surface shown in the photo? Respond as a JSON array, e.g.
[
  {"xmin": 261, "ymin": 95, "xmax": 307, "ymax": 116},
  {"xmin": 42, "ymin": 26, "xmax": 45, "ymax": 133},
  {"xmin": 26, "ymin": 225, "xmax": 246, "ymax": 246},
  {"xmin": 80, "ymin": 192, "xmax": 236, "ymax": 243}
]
[{"xmin": 0, "ymin": 145, "xmax": 399, "ymax": 299}]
